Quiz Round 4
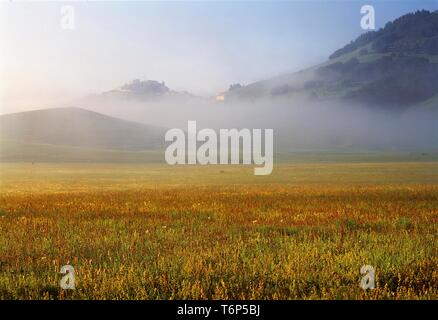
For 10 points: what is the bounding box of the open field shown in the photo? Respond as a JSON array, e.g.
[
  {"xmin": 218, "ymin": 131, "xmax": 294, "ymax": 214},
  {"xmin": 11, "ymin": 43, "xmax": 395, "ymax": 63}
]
[{"xmin": 0, "ymin": 158, "xmax": 437, "ymax": 299}]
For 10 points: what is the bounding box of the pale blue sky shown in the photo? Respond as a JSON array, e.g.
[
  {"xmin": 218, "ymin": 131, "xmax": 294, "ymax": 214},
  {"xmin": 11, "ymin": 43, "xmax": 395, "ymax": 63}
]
[{"xmin": 1, "ymin": 0, "xmax": 437, "ymax": 111}]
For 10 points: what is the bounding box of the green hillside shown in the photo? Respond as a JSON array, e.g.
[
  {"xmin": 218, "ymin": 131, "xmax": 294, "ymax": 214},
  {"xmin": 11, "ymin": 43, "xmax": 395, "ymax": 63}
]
[
  {"xmin": 0, "ymin": 107, "xmax": 166, "ymax": 151},
  {"xmin": 0, "ymin": 139, "xmax": 165, "ymax": 163},
  {"xmin": 224, "ymin": 10, "xmax": 438, "ymax": 110}
]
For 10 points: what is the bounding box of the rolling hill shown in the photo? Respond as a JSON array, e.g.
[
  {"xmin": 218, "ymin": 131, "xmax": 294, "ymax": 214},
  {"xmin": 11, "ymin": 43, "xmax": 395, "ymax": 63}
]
[{"xmin": 0, "ymin": 107, "xmax": 167, "ymax": 161}]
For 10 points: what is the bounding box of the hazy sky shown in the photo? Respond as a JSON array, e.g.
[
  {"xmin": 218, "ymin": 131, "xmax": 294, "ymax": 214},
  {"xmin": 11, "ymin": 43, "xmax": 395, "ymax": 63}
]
[{"xmin": 1, "ymin": 0, "xmax": 437, "ymax": 113}]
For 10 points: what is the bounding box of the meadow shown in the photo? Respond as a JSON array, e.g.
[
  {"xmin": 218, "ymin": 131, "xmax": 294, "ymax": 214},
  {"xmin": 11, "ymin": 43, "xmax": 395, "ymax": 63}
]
[{"xmin": 0, "ymin": 156, "xmax": 437, "ymax": 299}]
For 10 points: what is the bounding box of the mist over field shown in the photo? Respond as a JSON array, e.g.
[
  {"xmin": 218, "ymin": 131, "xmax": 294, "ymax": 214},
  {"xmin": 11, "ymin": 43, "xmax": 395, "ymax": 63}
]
[
  {"xmin": 2, "ymin": 4, "xmax": 438, "ymax": 157},
  {"xmin": 74, "ymin": 92, "xmax": 438, "ymax": 152}
]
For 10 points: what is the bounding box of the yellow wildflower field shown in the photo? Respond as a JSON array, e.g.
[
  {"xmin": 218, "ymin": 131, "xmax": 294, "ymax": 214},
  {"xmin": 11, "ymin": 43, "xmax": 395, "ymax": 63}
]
[{"xmin": 0, "ymin": 161, "xmax": 437, "ymax": 299}]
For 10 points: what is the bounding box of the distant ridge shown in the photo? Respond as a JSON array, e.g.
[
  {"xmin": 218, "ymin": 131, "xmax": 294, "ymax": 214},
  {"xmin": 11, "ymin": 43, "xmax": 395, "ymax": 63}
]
[
  {"xmin": 100, "ymin": 79, "xmax": 195, "ymax": 101},
  {"xmin": 222, "ymin": 10, "xmax": 438, "ymax": 110},
  {"xmin": 330, "ymin": 10, "xmax": 438, "ymax": 59}
]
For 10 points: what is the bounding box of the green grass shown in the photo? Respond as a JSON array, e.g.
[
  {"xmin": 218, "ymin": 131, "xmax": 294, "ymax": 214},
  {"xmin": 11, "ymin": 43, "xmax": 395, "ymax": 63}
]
[{"xmin": 0, "ymin": 139, "xmax": 163, "ymax": 163}]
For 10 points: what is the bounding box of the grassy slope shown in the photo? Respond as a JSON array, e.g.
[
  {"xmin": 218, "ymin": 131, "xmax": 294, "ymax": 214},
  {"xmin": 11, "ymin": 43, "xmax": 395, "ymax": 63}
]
[
  {"xmin": 0, "ymin": 107, "xmax": 166, "ymax": 151},
  {"xmin": 237, "ymin": 40, "xmax": 438, "ymax": 101}
]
